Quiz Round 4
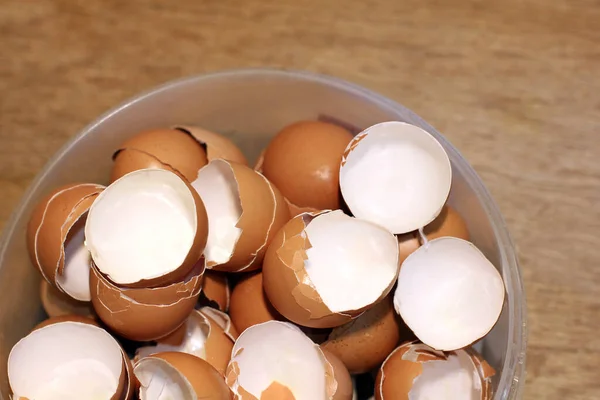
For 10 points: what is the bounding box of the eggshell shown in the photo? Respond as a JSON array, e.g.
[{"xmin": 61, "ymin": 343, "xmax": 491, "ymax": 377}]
[
  {"xmin": 193, "ymin": 160, "xmax": 289, "ymax": 273},
  {"xmin": 321, "ymin": 296, "xmax": 406, "ymax": 374},
  {"xmin": 134, "ymin": 351, "xmax": 232, "ymax": 400},
  {"xmin": 375, "ymin": 341, "xmax": 495, "ymax": 400},
  {"xmin": 8, "ymin": 321, "xmax": 128, "ymax": 400},
  {"xmin": 398, "ymin": 205, "xmax": 470, "ymax": 265},
  {"xmin": 176, "ymin": 125, "xmax": 248, "ymax": 165},
  {"xmin": 200, "ymin": 306, "xmax": 239, "ymax": 340},
  {"xmin": 26, "ymin": 182, "xmax": 104, "ymax": 300},
  {"xmin": 200, "ymin": 271, "xmax": 231, "ymax": 311},
  {"xmin": 39, "ymin": 279, "xmax": 95, "ymax": 319},
  {"xmin": 110, "ymin": 127, "xmax": 208, "ymax": 182},
  {"xmin": 262, "ymin": 211, "xmax": 399, "ymax": 329},
  {"xmin": 89, "ymin": 259, "xmax": 204, "ymax": 341},
  {"xmin": 258, "ymin": 120, "xmax": 353, "ymax": 211},
  {"xmin": 135, "ymin": 308, "xmax": 234, "ymax": 375},
  {"xmin": 33, "ymin": 315, "xmax": 100, "ymax": 331},
  {"xmin": 229, "ymin": 271, "xmax": 283, "ymax": 334},
  {"xmin": 321, "ymin": 349, "xmax": 353, "ymax": 400},
  {"xmin": 86, "ymin": 169, "xmax": 208, "ymax": 288}
]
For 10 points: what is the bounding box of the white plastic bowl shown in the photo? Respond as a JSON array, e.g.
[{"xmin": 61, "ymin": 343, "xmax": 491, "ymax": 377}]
[{"xmin": 0, "ymin": 68, "xmax": 527, "ymax": 399}]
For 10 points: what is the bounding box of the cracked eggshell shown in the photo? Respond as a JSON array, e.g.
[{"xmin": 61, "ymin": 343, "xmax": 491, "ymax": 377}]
[
  {"xmin": 176, "ymin": 125, "xmax": 248, "ymax": 165},
  {"xmin": 89, "ymin": 259, "xmax": 204, "ymax": 341},
  {"xmin": 134, "ymin": 351, "xmax": 232, "ymax": 400},
  {"xmin": 339, "ymin": 121, "xmax": 452, "ymax": 234},
  {"xmin": 26, "ymin": 182, "xmax": 104, "ymax": 301},
  {"xmin": 375, "ymin": 341, "xmax": 495, "ymax": 400},
  {"xmin": 192, "ymin": 159, "xmax": 290, "ymax": 273},
  {"xmin": 394, "ymin": 237, "xmax": 505, "ymax": 351},
  {"xmin": 110, "ymin": 127, "xmax": 208, "ymax": 183},
  {"xmin": 398, "ymin": 205, "xmax": 470, "ymax": 265},
  {"xmin": 40, "ymin": 279, "xmax": 95, "ymax": 319},
  {"xmin": 200, "ymin": 306, "xmax": 239, "ymax": 340},
  {"xmin": 85, "ymin": 169, "xmax": 208, "ymax": 288},
  {"xmin": 225, "ymin": 321, "xmax": 337, "ymax": 400},
  {"xmin": 135, "ymin": 308, "xmax": 234, "ymax": 376},
  {"xmin": 229, "ymin": 271, "xmax": 283, "ymax": 334},
  {"xmin": 8, "ymin": 321, "xmax": 128, "ymax": 400},
  {"xmin": 259, "ymin": 120, "xmax": 353, "ymax": 211},
  {"xmin": 321, "ymin": 296, "xmax": 407, "ymax": 375},
  {"xmin": 262, "ymin": 210, "xmax": 399, "ymax": 329},
  {"xmin": 200, "ymin": 271, "xmax": 231, "ymax": 311}
]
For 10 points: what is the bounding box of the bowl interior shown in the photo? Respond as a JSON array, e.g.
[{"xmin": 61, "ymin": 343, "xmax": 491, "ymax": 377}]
[{"xmin": 0, "ymin": 68, "xmax": 525, "ymax": 399}]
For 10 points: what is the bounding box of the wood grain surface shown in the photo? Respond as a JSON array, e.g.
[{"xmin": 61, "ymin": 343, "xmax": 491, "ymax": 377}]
[{"xmin": 1, "ymin": 0, "xmax": 599, "ymax": 399}]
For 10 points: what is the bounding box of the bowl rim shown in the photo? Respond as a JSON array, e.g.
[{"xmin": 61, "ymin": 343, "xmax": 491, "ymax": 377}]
[{"xmin": 0, "ymin": 67, "xmax": 527, "ymax": 399}]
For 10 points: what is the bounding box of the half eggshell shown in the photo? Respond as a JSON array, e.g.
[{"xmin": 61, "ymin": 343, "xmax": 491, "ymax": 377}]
[
  {"xmin": 135, "ymin": 308, "xmax": 234, "ymax": 375},
  {"xmin": 192, "ymin": 159, "xmax": 290, "ymax": 273},
  {"xmin": 89, "ymin": 259, "xmax": 204, "ymax": 341},
  {"xmin": 375, "ymin": 341, "xmax": 495, "ymax": 400},
  {"xmin": 8, "ymin": 321, "xmax": 128, "ymax": 400},
  {"xmin": 110, "ymin": 127, "xmax": 208, "ymax": 182},
  {"xmin": 85, "ymin": 168, "xmax": 208, "ymax": 288},
  {"xmin": 26, "ymin": 182, "xmax": 104, "ymax": 301},
  {"xmin": 134, "ymin": 351, "xmax": 232, "ymax": 400},
  {"xmin": 176, "ymin": 125, "xmax": 248, "ymax": 165},
  {"xmin": 339, "ymin": 121, "xmax": 452, "ymax": 234},
  {"xmin": 200, "ymin": 270, "xmax": 231, "ymax": 311},
  {"xmin": 225, "ymin": 321, "xmax": 338, "ymax": 400},
  {"xmin": 394, "ymin": 237, "xmax": 505, "ymax": 351},
  {"xmin": 262, "ymin": 210, "xmax": 399, "ymax": 328}
]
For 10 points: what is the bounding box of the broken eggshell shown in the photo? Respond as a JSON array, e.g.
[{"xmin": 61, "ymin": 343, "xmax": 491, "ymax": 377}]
[
  {"xmin": 192, "ymin": 159, "xmax": 290, "ymax": 273},
  {"xmin": 110, "ymin": 127, "xmax": 209, "ymax": 183},
  {"xmin": 89, "ymin": 259, "xmax": 205, "ymax": 342},
  {"xmin": 85, "ymin": 168, "xmax": 208, "ymax": 288},
  {"xmin": 394, "ymin": 237, "xmax": 505, "ymax": 351},
  {"xmin": 262, "ymin": 210, "xmax": 399, "ymax": 329},
  {"xmin": 375, "ymin": 341, "xmax": 495, "ymax": 400},
  {"xmin": 321, "ymin": 295, "xmax": 408, "ymax": 375},
  {"xmin": 321, "ymin": 349, "xmax": 354, "ymax": 400},
  {"xmin": 200, "ymin": 270, "xmax": 231, "ymax": 312},
  {"xmin": 134, "ymin": 351, "xmax": 232, "ymax": 400},
  {"xmin": 135, "ymin": 308, "xmax": 234, "ymax": 375},
  {"xmin": 199, "ymin": 305, "xmax": 240, "ymax": 340},
  {"xmin": 225, "ymin": 321, "xmax": 339, "ymax": 400},
  {"xmin": 26, "ymin": 182, "xmax": 104, "ymax": 301},
  {"xmin": 40, "ymin": 279, "xmax": 95, "ymax": 319},
  {"xmin": 339, "ymin": 121, "xmax": 452, "ymax": 234},
  {"xmin": 8, "ymin": 321, "xmax": 129, "ymax": 400},
  {"xmin": 176, "ymin": 125, "xmax": 248, "ymax": 165}
]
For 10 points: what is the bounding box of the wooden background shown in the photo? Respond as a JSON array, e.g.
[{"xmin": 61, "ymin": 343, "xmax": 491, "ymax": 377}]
[{"xmin": 1, "ymin": 0, "xmax": 598, "ymax": 398}]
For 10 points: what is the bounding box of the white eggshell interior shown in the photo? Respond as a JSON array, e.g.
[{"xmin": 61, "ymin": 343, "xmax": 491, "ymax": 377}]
[
  {"xmin": 135, "ymin": 357, "xmax": 195, "ymax": 399},
  {"xmin": 394, "ymin": 237, "xmax": 505, "ymax": 351},
  {"xmin": 229, "ymin": 321, "xmax": 327, "ymax": 400},
  {"xmin": 304, "ymin": 210, "xmax": 399, "ymax": 313},
  {"xmin": 192, "ymin": 160, "xmax": 243, "ymax": 265},
  {"xmin": 57, "ymin": 215, "xmax": 91, "ymax": 301},
  {"xmin": 339, "ymin": 121, "xmax": 452, "ymax": 234},
  {"xmin": 8, "ymin": 322, "xmax": 123, "ymax": 400},
  {"xmin": 136, "ymin": 311, "xmax": 209, "ymax": 360},
  {"xmin": 85, "ymin": 169, "xmax": 197, "ymax": 285},
  {"xmin": 409, "ymin": 350, "xmax": 481, "ymax": 400}
]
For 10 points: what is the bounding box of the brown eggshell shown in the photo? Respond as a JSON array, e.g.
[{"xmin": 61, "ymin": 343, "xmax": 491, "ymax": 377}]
[
  {"xmin": 201, "ymin": 271, "xmax": 230, "ymax": 311},
  {"xmin": 200, "ymin": 306, "xmax": 240, "ymax": 340},
  {"xmin": 398, "ymin": 205, "xmax": 469, "ymax": 265},
  {"xmin": 375, "ymin": 341, "xmax": 494, "ymax": 400},
  {"xmin": 260, "ymin": 120, "xmax": 353, "ymax": 210},
  {"xmin": 262, "ymin": 212, "xmax": 354, "ymax": 329},
  {"xmin": 209, "ymin": 161, "xmax": 289, "ymax": 273},
  {"xmin": 136, "ymin": 352, "xmax": 232, "ymax": 400},
  {"xmin": 26, "ymin": 183, "xmax": 103, "ymax": 287},
  {"xmin": 110, "ymin": 128, "xmax": 208, "ymax": 182},
  {"xmin": 229, "ymin": 272, "xmax": 283, "ymax": 333},
  {"xmin": 40, "ymin": 279, "xmax": 95, "ymax": 319},
  {"xmin": 176, "ymin": 125, "xmax": 248, "ymax": 165},
  {"xmin": 32, "ymin": 315, "xmax": 100, "ymax": 331},
  {"xmin": 260, "ymin": 382, "xmax": 296, "ymax": 399},
  {"xmin": 89, "ymin": 261, "xmax": 204, "ymax": 341},
  {"xmin": 321, "ymin": 349, "xmax": 353, "ymax": 400},
  {"xmin": 322, "ymin": 296, "xmax": 407, "ymax": 374}
]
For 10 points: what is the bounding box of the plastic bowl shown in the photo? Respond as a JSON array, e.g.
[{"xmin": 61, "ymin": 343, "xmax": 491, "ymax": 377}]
[{"xmin": 0, "ymin": 68, "xmax": 527, "ymax": 399}]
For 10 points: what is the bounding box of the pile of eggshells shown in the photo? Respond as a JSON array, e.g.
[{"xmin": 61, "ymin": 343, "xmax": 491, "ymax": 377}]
[{"xmin": 9, "ymin": 120, "xmax": 505, "ymax": 399}]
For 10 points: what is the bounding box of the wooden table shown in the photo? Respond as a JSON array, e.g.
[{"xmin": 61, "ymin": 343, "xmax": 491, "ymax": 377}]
[{"xmin": 1, "ymin": 1, "xmax": 598, "ymax": 398}]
